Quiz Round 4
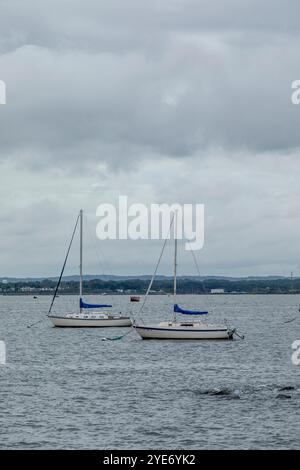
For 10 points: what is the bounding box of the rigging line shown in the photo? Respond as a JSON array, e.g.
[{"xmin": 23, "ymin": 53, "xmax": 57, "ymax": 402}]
[
  {"xmin": 48, "ymin": 213, "xmax": 80, "ymax": 316},
  {"xmin": 85, "ymin": 216, "xmax": 132, "ymax": 324},
  {"xmin": 135, "ymin": 213, "xmax": 175, "ymax": 325},
  {"xmin": 186, "ymin": 240, "xmax": 209, "ymax": 294},
  {"xmin": 101, "ymin": 327, "xmax": 135, "ymax": 341},
  {"xmin": 27, "ymin": 296, "xmax": 47, "ymax": 329},
  {"xmin": 85, "ymin": 215, "xmax": 113, "ymax": 277},
  {"xmin": 187, "ymin": 241, "xmax": 202, "ymax": 278},
  {"xmin": 283, "ymin": 317, "xmax": 297, "ymax": 324}
]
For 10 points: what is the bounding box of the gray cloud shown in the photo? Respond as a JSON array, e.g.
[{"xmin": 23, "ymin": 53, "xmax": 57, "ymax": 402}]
[
  {"xmin": 1, "ymin": 1, "xmax": 299, "ymax": 55},
  {"xmin": 0, "ymin": 1, "xmax": 300, "ymax": 276}
]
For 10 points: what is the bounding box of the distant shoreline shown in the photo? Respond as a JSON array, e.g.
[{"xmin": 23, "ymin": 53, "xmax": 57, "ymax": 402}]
[
  {"xmin": 1, "ymin": 276, "xmax": 299, "ymax": 295},
  {"xmin": 1, "ymin": 292, "xmax": 300, "ymax": 296}
]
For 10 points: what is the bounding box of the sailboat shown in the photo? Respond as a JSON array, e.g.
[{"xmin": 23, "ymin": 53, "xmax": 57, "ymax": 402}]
[
  {"xmin": 134, "ymin": 214, "xmax": 235, "ymax": 340},
  {"xmin": 48, "ymin": 210, "xmax": 132, "ymax": 327}
]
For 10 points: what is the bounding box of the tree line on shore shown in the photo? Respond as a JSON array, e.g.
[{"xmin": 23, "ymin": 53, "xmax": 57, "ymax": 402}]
[{"xmin": 1, "ymin": 277, "xmax": 299, "ymax": 295}]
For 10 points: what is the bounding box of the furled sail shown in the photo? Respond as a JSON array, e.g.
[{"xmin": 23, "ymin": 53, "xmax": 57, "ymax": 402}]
[
  {"xmin": 174, "ymin": 304, "xmax": 208, "ymax": 315},
  {"xmin": 80, "ymin": 298, "xmax": 112, "ymax": 309}
]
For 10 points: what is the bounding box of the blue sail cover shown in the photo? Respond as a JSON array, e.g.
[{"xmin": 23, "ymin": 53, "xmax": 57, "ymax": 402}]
[
  {"xmin": 80, "ymin": 298, "xmax": 112, "ymax": 309},
  {"xmin": 174, "ymin": 304, "xmax": 208, "ymax": 315}
]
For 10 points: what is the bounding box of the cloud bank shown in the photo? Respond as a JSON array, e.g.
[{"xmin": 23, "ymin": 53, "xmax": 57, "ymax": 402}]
[{"xmin": 1, "ymin": 1, "xmax": 300, "ymax": 276}]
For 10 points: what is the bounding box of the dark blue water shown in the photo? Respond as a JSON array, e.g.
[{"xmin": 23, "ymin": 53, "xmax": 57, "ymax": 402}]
[{"xmin": 0, "ymin": 294, "xmax": 300, "ymax": 449}]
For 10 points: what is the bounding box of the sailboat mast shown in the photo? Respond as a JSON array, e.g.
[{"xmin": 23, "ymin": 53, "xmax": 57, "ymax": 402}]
[
  {"xmin": 79, "ymin": 209, "xmax": 83, "ymax": 306},
  {"xmin": 173, "ymin": 211, "xmax": 178, "ymax": 322}
]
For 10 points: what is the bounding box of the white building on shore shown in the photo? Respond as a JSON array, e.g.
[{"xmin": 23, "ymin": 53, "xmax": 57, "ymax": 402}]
[{"xmin": 210, "ymin": 288, "xmax": 225, "ymax": 294}]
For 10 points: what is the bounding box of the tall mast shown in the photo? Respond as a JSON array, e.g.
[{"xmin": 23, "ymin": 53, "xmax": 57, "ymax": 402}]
[
  {"xmin": 173, "ymin": 211, "xmax": 178, "ymax": 322},
  {"xmin": 79, "ymin": 209, "xmax": 83, "ymax": 308}
]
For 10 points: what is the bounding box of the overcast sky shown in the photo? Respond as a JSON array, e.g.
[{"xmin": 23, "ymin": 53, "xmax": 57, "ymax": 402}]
[{"xmin": 1, "ymin": 0, "xmax": 300, "ymax": 278}]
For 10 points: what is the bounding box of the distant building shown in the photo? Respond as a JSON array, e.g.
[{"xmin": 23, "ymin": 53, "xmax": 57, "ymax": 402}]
[
  {"xmin": 210, "ymin": 288, "xmax": 225, "ymax": 294},
  {"xmin": 20, "ymin": 286, "xmax": 35, "ymax": 292}
]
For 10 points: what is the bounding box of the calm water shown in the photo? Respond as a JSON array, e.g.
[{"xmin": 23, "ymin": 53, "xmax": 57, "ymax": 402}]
[{"xmin": 0, "ymin": 294, "xmax": 300, "ymax": 449}]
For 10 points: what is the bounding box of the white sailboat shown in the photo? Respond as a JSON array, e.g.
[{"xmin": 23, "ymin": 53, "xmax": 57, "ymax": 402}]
[
  {"xmin": 134, "ymin": 213, "xmax": 235, "ymax": 340},
  {"xmin": 48, "ymin": 210, "xmax": 132, "ymax": 328}
]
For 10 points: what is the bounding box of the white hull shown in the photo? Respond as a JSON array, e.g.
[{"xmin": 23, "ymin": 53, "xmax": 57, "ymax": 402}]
[
  {"xmin": 49, "ymin": 315, "xmax": 132, "ymax": 327},
  {"xmin": 134, "ymin": 322, "xmax": 233, "ymax": 340}
]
